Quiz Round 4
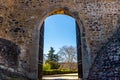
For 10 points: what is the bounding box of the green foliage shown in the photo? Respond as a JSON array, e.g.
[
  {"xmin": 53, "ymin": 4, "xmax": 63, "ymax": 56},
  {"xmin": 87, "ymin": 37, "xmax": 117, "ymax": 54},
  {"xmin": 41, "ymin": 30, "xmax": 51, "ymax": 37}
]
[
  {"xmin": 43, "ymin": 69, "xmax": 78, "ymax": 75},
  {"xmin": 59, "ymin": 68, "xmax": 70, "ymax": 71},
  {"xmin": 43, "ymin": 47, "xmax": 78, "ymax": 75},
  {"xmin": 45, "ymin": 60, "xmax": 60, "ymax": 69},
  {"xmin": 45, "ymin": 47, "xmax": 60, "ymax": 69},
  {"xmin": 47, "ymin": 47, "xmax": 59, "ymax": 62},
  {"xmin": 43, "ymin": 63, "xmax": 51, "ymax": 71}
]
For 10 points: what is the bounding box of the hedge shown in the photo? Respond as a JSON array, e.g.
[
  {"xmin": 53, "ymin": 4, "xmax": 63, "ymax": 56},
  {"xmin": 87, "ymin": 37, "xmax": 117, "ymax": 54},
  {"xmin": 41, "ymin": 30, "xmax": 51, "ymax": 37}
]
[{"xmin": 43, "ymin": 69, "xmax": 78, "ymax": 75}]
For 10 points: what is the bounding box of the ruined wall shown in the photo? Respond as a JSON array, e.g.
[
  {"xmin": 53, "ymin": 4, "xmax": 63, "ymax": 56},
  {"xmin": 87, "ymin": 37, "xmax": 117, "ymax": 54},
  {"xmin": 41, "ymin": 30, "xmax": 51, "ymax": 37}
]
[
  {"xmin": 0, "ymin": 0, "xmax": 120, "ymax": 79},
  {"xmin": 88, "ymin": 26, "xmax": 120, "ymax": 80}
]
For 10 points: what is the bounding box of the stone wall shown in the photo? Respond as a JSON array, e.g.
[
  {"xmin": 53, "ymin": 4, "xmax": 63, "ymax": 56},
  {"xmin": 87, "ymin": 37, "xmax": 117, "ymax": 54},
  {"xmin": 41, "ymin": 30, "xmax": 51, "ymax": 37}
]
[
  {"xmin": 0, "ymin": 0, "xmax": 120, "ymax": 79},
  {"xmin": 0, "ymin": 38, "xmax": 20, "ymax": 67},
  {"xmin": 88, "ymin": 26, "xmax": 120, "ymax": 80},
  {"xmin": 59, "ymin": 62, "xmax": 78, "ymax": 71}
]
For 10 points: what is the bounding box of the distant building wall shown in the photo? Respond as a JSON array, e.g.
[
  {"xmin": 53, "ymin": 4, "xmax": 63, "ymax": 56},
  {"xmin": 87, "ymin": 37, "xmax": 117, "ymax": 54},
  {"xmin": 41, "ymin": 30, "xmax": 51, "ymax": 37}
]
[{"xmin": 59, "ymin": 62, "xmax": 78, "ymax": 71}]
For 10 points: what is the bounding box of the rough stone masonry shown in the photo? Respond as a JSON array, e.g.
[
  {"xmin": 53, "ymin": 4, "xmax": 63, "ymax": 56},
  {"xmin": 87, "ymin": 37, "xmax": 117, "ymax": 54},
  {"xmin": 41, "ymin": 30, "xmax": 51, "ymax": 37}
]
[{"xmin": 0, "ymin": 0, "xmax": 120, "ymax": 80}]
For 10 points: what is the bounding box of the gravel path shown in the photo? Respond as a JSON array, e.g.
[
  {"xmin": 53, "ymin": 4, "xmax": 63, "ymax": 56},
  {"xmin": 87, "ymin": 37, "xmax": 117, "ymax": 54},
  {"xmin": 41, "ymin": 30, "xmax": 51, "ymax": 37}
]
[{"xmin": 42, "ymin": 73, "xmax": 79, "ymax": 80}]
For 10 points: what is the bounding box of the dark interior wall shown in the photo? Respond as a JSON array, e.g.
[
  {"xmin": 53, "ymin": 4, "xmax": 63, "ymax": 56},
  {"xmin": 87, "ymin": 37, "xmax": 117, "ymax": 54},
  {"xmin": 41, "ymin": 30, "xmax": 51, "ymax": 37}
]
[{"xmin": 0, "ymin": 38, "xmax": 20, "ymax": 68}]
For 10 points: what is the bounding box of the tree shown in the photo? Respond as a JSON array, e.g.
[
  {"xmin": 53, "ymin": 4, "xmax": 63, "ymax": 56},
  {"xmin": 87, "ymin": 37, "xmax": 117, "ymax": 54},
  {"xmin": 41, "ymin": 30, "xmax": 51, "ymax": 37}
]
[
  {"xmin": 45, "ymin": 47, "xmax": 59, "ymax": 69},
  {"xmin": 47, "ymin": 47, "xmax": 59, "ymax": 62},
  {"xmin": 57, "ymin": 46, "xmax": 77, "ymax": 70},
  {"xmin": 43, "ymin": 63, "xmax": 51, "ymax": 71},
  {"xmin": 45, "ymin": 60, "xmax": 60, "ymax": 69}
]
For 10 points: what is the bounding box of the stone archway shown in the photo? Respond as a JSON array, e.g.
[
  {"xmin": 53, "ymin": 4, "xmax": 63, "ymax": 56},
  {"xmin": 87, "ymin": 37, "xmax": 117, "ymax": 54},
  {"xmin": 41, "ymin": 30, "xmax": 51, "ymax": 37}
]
[
  {"xmin": 39, "ymin": 10, "xmax": 83, "ymax": 80},
  {"xmin": 31, "ymin": 7, "xmax": 89, "ymax": 80},
  {"xmin": 39, "ymin": 14, "xmax": 82, "ymax": 79},
  {"xmin": 0, "ymin": 0, "xmax": 119, "ymax": 80}
]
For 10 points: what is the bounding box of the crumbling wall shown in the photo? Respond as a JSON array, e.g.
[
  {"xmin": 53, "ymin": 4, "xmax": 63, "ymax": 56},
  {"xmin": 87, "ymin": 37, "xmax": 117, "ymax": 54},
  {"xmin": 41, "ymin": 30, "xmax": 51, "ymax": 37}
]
[{"xmin": 88, "ymin": 26, "xmax": 120, "ymax": 80}]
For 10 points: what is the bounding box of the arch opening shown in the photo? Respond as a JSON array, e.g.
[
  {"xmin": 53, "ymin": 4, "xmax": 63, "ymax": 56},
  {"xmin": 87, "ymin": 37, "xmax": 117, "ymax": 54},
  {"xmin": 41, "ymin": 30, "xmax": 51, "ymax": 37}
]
[{"xmin": 38, "ymin": 9, "xmax": 83, "ymax": 80}]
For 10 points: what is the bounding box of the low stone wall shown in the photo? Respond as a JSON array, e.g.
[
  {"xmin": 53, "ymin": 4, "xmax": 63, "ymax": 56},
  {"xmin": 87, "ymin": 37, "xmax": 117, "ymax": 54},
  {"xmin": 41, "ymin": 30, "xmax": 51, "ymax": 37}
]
[{"xmin": 59, "ymin": 62, "xmax": 78, "ymax": 71}]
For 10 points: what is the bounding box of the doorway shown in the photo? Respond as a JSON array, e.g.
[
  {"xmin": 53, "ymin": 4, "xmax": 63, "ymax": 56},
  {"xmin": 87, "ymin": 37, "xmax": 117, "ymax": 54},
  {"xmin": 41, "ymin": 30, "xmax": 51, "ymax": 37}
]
[{"xmin": 38, "ymin": 12, "xmax": 83, "ymax": 80}]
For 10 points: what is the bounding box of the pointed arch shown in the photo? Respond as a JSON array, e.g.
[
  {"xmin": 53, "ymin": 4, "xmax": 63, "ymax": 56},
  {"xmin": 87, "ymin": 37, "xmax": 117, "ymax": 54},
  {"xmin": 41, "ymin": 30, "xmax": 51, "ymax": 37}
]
[{"xmin": 29, "ymin": 6, "xmax": 90, "ymax": 80}]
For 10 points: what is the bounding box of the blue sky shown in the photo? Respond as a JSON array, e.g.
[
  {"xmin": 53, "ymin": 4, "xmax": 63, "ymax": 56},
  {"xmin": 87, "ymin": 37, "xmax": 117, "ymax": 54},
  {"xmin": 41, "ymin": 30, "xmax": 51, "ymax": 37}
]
[{"xmin": 44, "ymin": 14, "xmax": 76, "ymax": 54}]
